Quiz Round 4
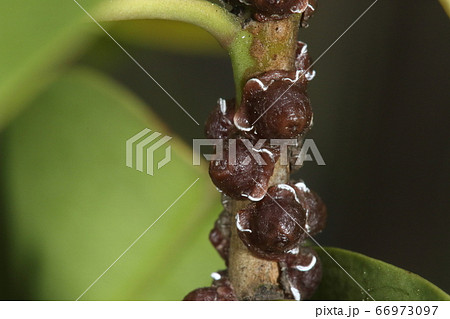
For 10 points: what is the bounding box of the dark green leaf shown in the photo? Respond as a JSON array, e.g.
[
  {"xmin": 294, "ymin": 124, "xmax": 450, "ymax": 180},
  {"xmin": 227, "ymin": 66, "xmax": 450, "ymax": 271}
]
[{"xmin": 313, "ymin": 247, "xmax": 450, "ymax": 301}]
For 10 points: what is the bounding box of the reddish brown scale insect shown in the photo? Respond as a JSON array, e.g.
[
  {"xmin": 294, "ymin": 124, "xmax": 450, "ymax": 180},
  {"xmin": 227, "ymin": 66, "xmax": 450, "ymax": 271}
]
[
  {"xmin": 225, "ymin": 0, "xmax": 314, "ymax": 22},
  {"xmin": 234, "ymin": 70, "xmax": 313, "ymax": 139},
  {"xmin": 209, "ymin": 210, "xmax": 232, "ymax": 263},
  {"xmin": 295, "ymin": 41, "xmax": 315, "ymax": 83},
  {"xmin": 183, "ymin": 287, "xmax": 237, "ymax": 301},
  {"xmin": 183, "ymin": 287, "xmax": 219, "ymax": 301},
  {"xmin": 205, "ymin": 98, "xmax": 237, "ymax": 140},
  {"xmin": 251, "ymin": 1, "xmax": 309, "ymax": 21},
  {"xmin": 292, "ymin": 181, "xmax": 327, "ymax": 236},
  {"xmin": 211, "ymin": 271, "xmax": 238, "ymax": 300},
  {"xmin": 300, "ymin": 0, "xmax": 317, "ymax": 27},
  {"xmin": 279, "ymin": 247, "xmax": 322, "ymax": 300},
  {"xmin": 209, "ymin": 138, "xmax": 279, "ymax": 200},
  {"xmin": 236, "ymin": 184, "xmax": 307, "ymax": 260},
  {"xmin": 251, "ymin": 0, "xmax": 308, "ymax": 14},
  {"xmin": 183, "ymin": 271, "xmax": 237, "ymax": 301}
]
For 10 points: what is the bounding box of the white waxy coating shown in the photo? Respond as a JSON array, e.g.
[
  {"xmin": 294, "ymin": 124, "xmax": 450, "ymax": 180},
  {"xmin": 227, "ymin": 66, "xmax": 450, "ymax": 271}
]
[
  {"xmin": 299, "ymin": 41, "xmax": 308, "ymax": 55},
  {"xmin": 238, "ymin": 0, "xmax": 251, "ymax": 5},
  {"xmin": 294, "ymin": 254, "xmax": 317, "ymax": 272},
  {"xmin": 282, "ymin": 69, "xmax": 302, "ymax": 83},
  {"xmin": 235, "ymin": 213, "xmax": 252, "ymax": 233},
  {"xmin": 290, "ymin": 287, "xmax": 301, "ymax": 301},
  {"xmin": 233, "ymin": 116, "xmax": 254, "ymax": 132},
  {"xmin": 306, "ymin": 70, "xmax": 316, "ymax": 81},
  {"xmin": 211, "ymin": 272, "xmax": 222, "ymax": 280},
  {"xmin": 253, "ymin": 147, "xmax": 275, "ymax": 159},
  {"xmin": 276, "ymin": 184, "xmax": 301, "ymax": 204},
  {"xmin": 242, "ymin": 192, "xmax": 265, "ymax": 202},
  {"xmin": 248, "ymin": 78, "xmax": 271, "ymax": 91},
  {"xmin": 294, "ymin": 181, "xmax": 312, "ymax": 232},
  {"xmin": 305, "ymin": 223, "xmax": 311, "ymax": 233},
  {"xmin": 218, "ymin": 98, "xmax": 227, "ymax": 115},
  {"xmin": 296, "ymin": 42, "xmax": 316, "ymax": 81},
  {"xmin": 287, "ymin": 246, "xmax": 300, "ymax": 255},
  {"xmin": 295, "ymin": 181, "xmax": 310, "ymax": 193}
]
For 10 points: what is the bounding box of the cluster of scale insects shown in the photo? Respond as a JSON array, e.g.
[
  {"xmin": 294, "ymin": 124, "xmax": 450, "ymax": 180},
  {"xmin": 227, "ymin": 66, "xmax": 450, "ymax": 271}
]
[{"xmin": 184, "ymin": 0, "xmax": 326, "ymax": 301}]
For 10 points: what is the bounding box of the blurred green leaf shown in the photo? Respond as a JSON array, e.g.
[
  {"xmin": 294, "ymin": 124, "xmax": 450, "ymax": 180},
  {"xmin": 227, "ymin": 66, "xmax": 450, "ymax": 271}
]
[
  {"xmin": 312, "ymin": 247, "xmax": 450, "ymax": 301},
  {"xmin": 440, "ymin": 0, "xmax": 450, "ymax": 17},
  {"xmin": 0, "ymin": 0, "xmax": 104, "ymax": 129},
  {"xmin": 0, "ymin": 68, "xmax": 223, "ymax": 300},
  {"xmin": 108, "ymin": 19, "xmax": 224, "ymax": 56}
]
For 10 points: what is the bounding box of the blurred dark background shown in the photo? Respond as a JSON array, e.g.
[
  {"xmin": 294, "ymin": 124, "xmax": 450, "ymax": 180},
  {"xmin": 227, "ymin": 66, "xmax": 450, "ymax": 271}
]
[{"xmin": 2, "ymin": 0, "xmax": 448, "ymax": 295}]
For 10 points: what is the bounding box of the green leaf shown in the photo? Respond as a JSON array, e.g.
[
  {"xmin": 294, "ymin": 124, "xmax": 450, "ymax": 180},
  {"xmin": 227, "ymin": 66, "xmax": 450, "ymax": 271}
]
[
  {"xmin": 108, "ymin": 19, "xmax": 225, "ymax": 56},
  {"xmin": 0, "ymin": 0, "xmax": 104, "ymax": 129},
  {"xmin": 312, "ymin": 247, "xmax": 450, "ymax": 301},
  {"xmin": 0, "ymin": 68, "xmax": 223, "ymax": 300}
]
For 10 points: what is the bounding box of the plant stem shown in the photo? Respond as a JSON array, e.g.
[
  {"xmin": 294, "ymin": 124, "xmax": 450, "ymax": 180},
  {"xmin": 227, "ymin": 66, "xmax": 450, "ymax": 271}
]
[
  {"xmin": 96, "ymin": 0, "xmax": 242, "ymax": 49},
  {"xmin": 227, "ymin": 15, "xmax": 301, "ymax": 300},
  {"xmin": 229, "ymin": 16, "xmax": 300, "ymax": 102},
  {"xmin": 229, "ymin": 160, "xmax": 290, "ymax": 300}
]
